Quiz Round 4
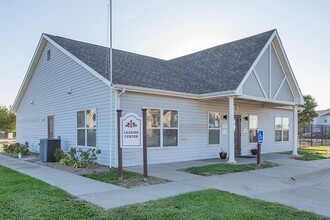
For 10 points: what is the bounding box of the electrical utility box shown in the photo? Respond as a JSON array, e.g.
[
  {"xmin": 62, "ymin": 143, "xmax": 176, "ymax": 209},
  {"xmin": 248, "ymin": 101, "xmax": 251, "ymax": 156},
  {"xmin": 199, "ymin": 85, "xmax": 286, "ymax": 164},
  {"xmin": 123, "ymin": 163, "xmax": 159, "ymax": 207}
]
[{"xmin": 39, "ymin": 139, "xmax": 61, "ymax": 162}]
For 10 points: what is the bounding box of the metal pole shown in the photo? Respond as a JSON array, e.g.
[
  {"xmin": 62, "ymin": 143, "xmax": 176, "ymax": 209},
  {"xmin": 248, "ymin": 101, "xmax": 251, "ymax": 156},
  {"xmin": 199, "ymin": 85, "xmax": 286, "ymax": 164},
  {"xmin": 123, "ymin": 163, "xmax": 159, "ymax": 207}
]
[
  {"xmin": 311, "ymin": 124, "xmax": 313, "ymax": 146},
  {"xmin": 109, "ymin": 0, "xmax": 113, "ymax": 83},
  {"xmin": 257, "ymin": 143, "xmax": 261, "ymax": 167},
  {"xmin": 108, "ymin": 0, "xmax": 113, "ymax": 169},
  {"xmin": 321, "ymin": 125, "xmax": 324, "ymax": 146},
  {"xmin": 142, "ymin": 109, "xmax": 148, "ymax": 181},
  {"xmin": 117, "ymin": 109, "xmax": 123, "ymax": 180}
]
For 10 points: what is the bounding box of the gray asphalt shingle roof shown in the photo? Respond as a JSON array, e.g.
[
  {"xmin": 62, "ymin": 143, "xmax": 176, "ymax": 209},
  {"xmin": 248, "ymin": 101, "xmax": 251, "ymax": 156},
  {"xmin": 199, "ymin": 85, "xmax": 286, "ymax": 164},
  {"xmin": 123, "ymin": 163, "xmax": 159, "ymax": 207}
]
[{"xmin": 45, "ymin": 29, "xmax": 275, "ymax": 94}]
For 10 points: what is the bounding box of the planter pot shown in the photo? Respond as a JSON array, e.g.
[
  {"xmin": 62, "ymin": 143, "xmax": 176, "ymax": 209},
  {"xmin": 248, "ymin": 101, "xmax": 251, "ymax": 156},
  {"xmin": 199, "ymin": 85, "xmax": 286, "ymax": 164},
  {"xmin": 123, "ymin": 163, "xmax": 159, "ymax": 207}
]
[
  {"xmin": 251, "ymin": 149, "xmax": 258, "ymax": 155},
  {"xmin": 219, "ymin": 152, "xmax": 227, "ymax": 159}
]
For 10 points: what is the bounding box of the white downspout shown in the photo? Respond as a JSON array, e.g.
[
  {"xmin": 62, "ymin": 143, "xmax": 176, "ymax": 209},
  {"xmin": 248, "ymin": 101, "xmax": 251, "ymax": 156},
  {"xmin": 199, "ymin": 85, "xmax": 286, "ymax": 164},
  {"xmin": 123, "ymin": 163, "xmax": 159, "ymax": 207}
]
[
  {"xmin": 115, "ymin": 88, "xmax": 125, "ymax": 167},
  {"xmin": 117, "ymin": 88, "xmax": 126, "ymax": 109}
]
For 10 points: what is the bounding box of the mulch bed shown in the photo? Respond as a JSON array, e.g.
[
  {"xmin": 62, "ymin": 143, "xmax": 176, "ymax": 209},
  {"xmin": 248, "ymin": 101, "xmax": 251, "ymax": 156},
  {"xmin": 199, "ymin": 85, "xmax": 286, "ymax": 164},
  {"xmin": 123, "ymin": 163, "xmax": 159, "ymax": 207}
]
[{"xmin": 27, "ymin": 158, "xmax": 111, "ymax": 175}]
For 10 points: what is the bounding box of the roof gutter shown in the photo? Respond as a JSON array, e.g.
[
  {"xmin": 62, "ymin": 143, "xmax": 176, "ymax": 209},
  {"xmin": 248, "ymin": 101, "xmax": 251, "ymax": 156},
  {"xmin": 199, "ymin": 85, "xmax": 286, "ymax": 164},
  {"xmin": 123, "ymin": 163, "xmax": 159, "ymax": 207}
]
[
  {"xmin": 113, "ymin": 84, "xmax": 238, "ymax": 100},
  {"xmin": 113, "ymin": 84, "xmax": 200, "ymax": 99}
]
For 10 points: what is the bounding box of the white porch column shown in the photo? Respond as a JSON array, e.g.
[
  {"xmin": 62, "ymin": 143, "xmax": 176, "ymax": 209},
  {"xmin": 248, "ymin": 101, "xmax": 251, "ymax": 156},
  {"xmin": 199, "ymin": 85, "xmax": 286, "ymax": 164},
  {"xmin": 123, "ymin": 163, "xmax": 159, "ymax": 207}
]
[
  {"xmin": 227, "ymin": 96, "xmax": 237, "ymax": 163},
  {"xmin": 292, "ymin": 105, "xmax": 299, "ymax": 156}
]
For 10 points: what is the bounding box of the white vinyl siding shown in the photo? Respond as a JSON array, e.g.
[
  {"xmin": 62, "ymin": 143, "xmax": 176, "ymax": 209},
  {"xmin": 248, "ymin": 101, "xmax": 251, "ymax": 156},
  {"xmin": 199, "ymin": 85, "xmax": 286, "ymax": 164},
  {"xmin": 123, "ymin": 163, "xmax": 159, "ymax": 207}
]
[
  {"xmin": 15, "ymin": 42, "xmax": 115, "ymax": 166},
  {"xmin": 120, "ymin": 92, "xmax": 294, "ymax": 167}
]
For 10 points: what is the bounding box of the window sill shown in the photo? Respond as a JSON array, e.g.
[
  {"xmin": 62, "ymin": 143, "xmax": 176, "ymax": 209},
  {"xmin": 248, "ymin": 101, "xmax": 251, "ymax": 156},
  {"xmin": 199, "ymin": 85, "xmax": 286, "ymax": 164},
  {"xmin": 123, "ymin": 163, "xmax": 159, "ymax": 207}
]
[
  {"xmin": 208, "ymin": 144, "xmax": 221, "ymax": 147},
  {"xmin": 76, "ymin": 145, "xmax": 97, "ymax": 149}
]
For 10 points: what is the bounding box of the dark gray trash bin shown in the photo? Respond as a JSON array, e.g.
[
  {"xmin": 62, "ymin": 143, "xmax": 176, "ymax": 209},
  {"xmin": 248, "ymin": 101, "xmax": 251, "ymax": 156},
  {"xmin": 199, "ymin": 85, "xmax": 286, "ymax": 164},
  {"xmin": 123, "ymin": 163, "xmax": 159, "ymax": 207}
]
[{"xmin": 39, "ymin": 139, "xmax": 61, "ymax": 162}]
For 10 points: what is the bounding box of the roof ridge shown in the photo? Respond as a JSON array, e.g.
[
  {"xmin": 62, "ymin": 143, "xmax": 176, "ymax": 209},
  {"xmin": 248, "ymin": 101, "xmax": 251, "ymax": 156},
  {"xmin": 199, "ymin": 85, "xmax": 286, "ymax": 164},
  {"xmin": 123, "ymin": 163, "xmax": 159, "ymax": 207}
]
[
  {"xmin": 44, "ymin": 33, "xmax": 166, "ymax": 62},
  {"xmin": 169, "ymin": 29, "xmax": 276, "ymax": 62}
]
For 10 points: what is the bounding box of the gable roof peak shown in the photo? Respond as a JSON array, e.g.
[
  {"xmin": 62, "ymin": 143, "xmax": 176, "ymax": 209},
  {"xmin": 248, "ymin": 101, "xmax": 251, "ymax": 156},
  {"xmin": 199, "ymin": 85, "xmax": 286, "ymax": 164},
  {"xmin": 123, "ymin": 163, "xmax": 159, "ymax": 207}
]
[{"xmin": 44, "ymin": 29, "xmax": 276, "ymax": 95}]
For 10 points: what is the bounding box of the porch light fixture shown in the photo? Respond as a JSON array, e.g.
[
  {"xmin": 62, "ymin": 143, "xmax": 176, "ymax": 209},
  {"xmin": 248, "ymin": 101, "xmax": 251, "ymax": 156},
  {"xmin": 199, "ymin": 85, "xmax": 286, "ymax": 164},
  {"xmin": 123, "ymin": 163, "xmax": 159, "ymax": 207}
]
[
  {"xmin": 30, "ymin": 100, "xmax": 34, "ymax": 105},
  {"xmin": 67, "ymin": 88, "xmax": 72, "ymax": 94},
  {"xmin": 223, "ymin": 115, "xmax": 227, "ymax": 120},
  {"xmin": 244, "ymin": 116, "xmax": 249, "ymax": 121}
]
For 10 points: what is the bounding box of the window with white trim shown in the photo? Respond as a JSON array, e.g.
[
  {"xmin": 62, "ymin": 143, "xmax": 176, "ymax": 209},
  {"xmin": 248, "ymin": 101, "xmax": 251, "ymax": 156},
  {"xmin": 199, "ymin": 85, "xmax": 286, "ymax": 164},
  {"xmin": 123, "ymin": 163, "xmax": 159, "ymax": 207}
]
[
  {"xmin": 275, "ymin": 117, "xmax": 289, "ymax": 142},
  {"xmin": 249, "ymin": 115, "xmax": 258, "ymax": 143},
  {"xmin": 146, "ymin": 109, "xmax": 178, "ymax": 148},
  {"xmin": 77, "ymin": 109, "xmax": 96, "ymax": 147},
  {"xmin": 208, "ymin": 112, "xmax": 221, "ymax": 145}
]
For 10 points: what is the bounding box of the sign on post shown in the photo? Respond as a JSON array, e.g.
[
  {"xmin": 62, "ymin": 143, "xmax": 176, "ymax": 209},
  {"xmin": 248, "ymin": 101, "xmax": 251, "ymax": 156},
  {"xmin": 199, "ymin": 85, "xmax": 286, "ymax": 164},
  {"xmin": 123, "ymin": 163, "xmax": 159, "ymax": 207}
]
[
  {"xmin": 258, "ymin": 130, "xmax": 263, "ymax": 144},
  {"xmin": 120, "ymin": 113, "xmax": 143, "ymax": 148}
]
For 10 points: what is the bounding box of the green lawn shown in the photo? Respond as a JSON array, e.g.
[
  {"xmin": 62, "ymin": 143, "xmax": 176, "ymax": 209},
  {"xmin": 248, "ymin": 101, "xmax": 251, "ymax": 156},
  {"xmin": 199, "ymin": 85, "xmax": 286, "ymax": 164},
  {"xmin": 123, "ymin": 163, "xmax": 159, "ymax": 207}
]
[
  {"xmin": 1, "ymin": 165, "xmax": 328, "ymax": 220},
  {"xmin": 83, "ymin": 169, "xmax": 150, "ymax": 188},
  {"xmin": 282, "ymin": 146, "xmax": 330, "ymax": 161},
  {"xmin": 182, "ymin": 161, "xmax": 279, "ymax": 176}
]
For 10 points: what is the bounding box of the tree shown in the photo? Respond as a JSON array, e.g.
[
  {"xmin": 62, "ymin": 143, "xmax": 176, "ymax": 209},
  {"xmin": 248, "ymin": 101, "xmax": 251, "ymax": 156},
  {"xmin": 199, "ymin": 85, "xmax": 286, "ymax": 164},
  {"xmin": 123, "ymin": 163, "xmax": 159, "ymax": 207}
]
[
  {"xmin": 0, "ymin": 105, "xmax": 16, "ymax": 132},
  {"xmin": 298, "ymin": 95, "xmax": 318, "ymax": 125}
]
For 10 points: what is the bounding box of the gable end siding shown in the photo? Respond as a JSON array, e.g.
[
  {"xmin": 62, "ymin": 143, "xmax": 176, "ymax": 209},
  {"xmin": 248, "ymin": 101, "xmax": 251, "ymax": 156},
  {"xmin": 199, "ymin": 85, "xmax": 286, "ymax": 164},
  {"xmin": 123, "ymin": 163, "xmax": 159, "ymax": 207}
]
[{"xmin": 16, "ymin": 42, "xmax": 114, "ymax": 166}]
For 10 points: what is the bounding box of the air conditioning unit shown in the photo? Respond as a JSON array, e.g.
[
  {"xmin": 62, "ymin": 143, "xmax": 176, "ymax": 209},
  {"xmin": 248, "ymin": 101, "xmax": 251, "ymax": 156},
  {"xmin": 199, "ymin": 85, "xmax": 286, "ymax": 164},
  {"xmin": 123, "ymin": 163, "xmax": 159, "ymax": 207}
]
[{"xmin": 39, "ymin": 139, "xmax": 61, "ymax": 162}]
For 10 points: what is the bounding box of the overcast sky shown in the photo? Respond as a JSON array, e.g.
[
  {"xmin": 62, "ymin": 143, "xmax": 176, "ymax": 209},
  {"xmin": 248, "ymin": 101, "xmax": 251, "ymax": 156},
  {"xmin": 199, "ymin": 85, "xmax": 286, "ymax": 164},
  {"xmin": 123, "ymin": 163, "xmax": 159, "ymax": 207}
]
[{"xmin": 1, "ymin": 0, "xmax": 329, "ymax": 110}]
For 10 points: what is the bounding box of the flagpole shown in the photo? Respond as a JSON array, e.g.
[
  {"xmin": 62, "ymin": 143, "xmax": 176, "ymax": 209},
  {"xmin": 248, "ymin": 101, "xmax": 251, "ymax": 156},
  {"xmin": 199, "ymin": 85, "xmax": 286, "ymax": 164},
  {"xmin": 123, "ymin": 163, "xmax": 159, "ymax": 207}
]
[{"xmin": 109, "ymin": 0, "xmax": 113, "ymax": 169}]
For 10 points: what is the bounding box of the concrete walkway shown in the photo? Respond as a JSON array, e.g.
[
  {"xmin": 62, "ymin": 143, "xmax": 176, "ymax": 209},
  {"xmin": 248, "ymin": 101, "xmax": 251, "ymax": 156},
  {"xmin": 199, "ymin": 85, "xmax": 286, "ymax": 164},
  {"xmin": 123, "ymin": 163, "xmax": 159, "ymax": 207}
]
[{"xmin": 1, "ymin": 153, "xmax": 330, "ymax": 217}]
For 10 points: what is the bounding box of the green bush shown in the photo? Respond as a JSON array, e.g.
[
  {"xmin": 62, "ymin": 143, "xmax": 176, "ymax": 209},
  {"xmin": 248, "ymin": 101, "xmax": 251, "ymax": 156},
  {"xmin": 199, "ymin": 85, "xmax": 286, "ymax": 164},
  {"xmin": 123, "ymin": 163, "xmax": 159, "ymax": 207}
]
[
  {"xmin": 68, "ymin": 148, "xmax": 78, "ymax": 162},
  {"xmin": 54, "ymin": 148, "xmax": 66, "ymax": 162},
  {"xmin": 59, "ymin": 158, "xmax": 71, "ymax": 166},
  {"xmin": 18, "ymin": 142, "xmax": 30, "ymax": 156},
  {"xmin": 78, "ymin": 148, "xmax": 101, "ymax": 165},
  {"xmin": 3, "ymin": 142, "xmax": 29, "ymax": 156},
  {"xmin": 58, "ymin": 147, "xmax": 101, "ymax": 169},
  {"xmin": 73, "ymin": 161, "xmax": 86, "ymax": 169}
]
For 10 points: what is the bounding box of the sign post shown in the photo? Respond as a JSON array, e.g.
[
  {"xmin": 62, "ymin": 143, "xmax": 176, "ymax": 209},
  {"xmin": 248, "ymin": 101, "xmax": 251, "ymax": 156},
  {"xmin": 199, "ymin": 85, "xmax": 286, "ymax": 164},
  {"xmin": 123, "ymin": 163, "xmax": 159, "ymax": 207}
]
[
  {"xmin": 142, "ymin": 109, "xmax": 148, "ymax": 181},
  {"xmin": 257, "ymin": 130, "xmax": 263, "ymax": 167},
  {"xmin": 117, "ymin": 110, "xmax": 123, "ymax": 180},
  {"xmin": 118, "ymin": 112, "xmax": 144, "ymax": 180}
]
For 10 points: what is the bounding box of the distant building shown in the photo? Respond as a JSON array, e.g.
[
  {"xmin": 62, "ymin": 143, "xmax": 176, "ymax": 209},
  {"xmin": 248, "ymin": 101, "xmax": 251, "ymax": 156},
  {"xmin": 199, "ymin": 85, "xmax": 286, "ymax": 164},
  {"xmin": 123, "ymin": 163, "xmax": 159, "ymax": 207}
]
[{"xmin": 312, "ymin": 109, "xmax": 330, "ymax": 125}]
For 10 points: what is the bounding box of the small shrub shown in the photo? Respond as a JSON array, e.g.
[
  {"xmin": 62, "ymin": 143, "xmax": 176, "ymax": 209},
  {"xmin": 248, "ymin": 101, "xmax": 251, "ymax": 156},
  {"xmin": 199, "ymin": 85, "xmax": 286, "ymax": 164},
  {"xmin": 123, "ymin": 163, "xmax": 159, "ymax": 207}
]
[
  {"xmin": 3, "ymin": 142, "xmax": 29, "ymax": 156},
  {"xmin": 78, "ymin": 148, "xmax": 101, "ymax": 165},
  {"xmin": 60, "ymin": 158, "xmax": 71, "ymax": 166},
  {"xmin": 73, "ymin": 161, "xmax": 86, "ymax": 169},
  {"xmin": 68, "ymin": 148, "xmax": 78, "ymax": 162},
  {"xmin": 54, "ymin": 148, "xmax": 66, "ymax": 162},
  {"xmin": 18, "ymin": 142, "xmax": 30, "ymax": 156}
]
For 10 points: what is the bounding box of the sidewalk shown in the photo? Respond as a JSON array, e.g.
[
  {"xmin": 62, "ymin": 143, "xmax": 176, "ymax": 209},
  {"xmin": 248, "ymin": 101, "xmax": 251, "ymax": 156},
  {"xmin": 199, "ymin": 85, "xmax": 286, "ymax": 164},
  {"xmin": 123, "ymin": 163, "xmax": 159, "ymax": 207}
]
[{"xmin": 1, "ymin": 153, "xmax": 330, "ymax": 217}]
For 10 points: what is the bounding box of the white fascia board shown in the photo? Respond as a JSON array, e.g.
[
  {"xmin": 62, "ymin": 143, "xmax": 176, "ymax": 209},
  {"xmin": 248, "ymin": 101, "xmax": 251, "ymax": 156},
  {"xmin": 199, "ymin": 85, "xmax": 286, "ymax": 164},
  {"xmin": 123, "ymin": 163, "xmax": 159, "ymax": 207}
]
[
  {"xmin": 113, "ymin": 84, "xmax": 200, "ymax": 99},
  {"xmin": 12, "ymin": 36, "xmax": 47, "ymax": 112},
  {"xmin": 238, "ymin": 94, "xmax": 296, "ymax": 106},
  {"xmin": 199, "ymin": 90, "xmax": 237, "ymax": 100},
  {"xmin": 272, "ymin": 32, "xmax": 304, "ymax": 101},
  {"xmin": 235, "ymin": 30, "xmax": 277, "ymax": 94},
  {"xmin": 113, "ymin": 84, "xmax": 236, "ymax": 100},
  {"xmin": 43, "ymin": 35, "xmax": 111, "ymax": 87}
]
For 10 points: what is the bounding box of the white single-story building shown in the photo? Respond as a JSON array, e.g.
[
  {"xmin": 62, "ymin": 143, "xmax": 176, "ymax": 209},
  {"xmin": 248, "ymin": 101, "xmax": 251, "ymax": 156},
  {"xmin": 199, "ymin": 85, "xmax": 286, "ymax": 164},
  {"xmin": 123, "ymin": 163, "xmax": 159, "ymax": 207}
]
[
  {"xmin": 12, "ymin": 29, "xmax": 304, "ymax": 167},
  {"xmin": 313, "ymin": 109, "xmax": 330, "ymax": 125}
]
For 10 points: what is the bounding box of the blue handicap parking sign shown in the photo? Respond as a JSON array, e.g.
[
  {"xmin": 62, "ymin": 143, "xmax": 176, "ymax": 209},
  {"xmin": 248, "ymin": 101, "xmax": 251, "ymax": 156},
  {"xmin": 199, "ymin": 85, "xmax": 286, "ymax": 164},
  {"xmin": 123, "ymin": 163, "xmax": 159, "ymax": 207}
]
[{"xmin": 258, "ymin": 131, "xmax": 263, "ymax": 144}]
